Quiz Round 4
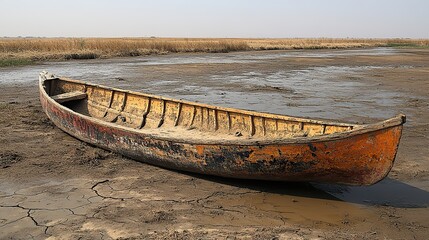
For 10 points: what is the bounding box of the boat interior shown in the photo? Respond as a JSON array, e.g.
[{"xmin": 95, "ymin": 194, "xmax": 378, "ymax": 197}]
[{"xmin": 43, "ymin": 78, "xmax": 356, "ymax": 141}]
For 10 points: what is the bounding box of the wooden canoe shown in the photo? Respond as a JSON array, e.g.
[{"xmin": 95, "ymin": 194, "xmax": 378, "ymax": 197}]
[{"xmin": 39, "ymin": 71, "xmax": 405, "ymax": 185}]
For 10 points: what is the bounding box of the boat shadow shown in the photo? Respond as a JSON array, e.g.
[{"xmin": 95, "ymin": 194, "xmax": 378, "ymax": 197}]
[
  {"xmin": 183, "ymin": 172, "xmax": 429, "ymax": 208},
  {"xmin": 313, "ymin": 178, "xmax": 429, "ymax": 208}
]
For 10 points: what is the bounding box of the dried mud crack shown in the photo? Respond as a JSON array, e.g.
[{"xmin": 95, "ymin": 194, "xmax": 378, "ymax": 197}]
[
  {"xmin": 0, "ymin": 205, "xmax": 55, "ymax": 236},
  {"xmin": 90, "ymin": 179, "xmax": 133, "ymax": 201},
  {"xmin": 1, "ymin": 48, "xmax": 429, "ymax": 239}
]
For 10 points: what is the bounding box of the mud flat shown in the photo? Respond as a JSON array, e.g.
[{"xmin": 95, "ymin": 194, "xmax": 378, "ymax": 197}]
[{"xmin": 1, "ymin": 48, "xmax": 428, "ymax": 239}]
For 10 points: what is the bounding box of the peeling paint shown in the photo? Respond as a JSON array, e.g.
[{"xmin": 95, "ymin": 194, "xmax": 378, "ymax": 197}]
[{"xmin": 39, "ymin": 76, "xmax": 404, "ymax": 185}]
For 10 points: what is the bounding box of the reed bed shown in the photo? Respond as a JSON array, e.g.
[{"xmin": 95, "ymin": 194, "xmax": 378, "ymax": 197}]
[{"xmin": 1, "ymin": 38, "xmax": 428, "ymax": 66}]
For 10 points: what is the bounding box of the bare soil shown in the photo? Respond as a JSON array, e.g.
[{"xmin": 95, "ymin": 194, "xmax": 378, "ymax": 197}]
[{"xmin": 0, "ymin": 48, "xmax": 428, "ymax": 239}]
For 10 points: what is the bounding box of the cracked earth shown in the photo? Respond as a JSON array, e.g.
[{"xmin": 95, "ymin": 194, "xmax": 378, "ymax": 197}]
[{"xmin": 1, "ymin": 48, "xmax": 429, "ymax": 239}]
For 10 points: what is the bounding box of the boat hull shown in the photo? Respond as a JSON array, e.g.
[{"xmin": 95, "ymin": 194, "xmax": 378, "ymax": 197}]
[{"xmin": 39, "ymin": 83, "xmax": 403, "ymax": 185}]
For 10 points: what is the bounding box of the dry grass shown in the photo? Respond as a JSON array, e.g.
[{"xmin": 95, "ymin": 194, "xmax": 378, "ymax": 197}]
[
  {"xmin": 1, "ymin": 38, "xmax": 428, "ymax": 65},
  {"xmin": 0, "ymin": 38, "xmax": 250, "ymax": 61}
]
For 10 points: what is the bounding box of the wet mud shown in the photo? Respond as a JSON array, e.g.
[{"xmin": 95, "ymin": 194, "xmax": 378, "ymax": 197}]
[{"xmin": 1, "ymin": 48, "xmax": 428, "ymax": 239}]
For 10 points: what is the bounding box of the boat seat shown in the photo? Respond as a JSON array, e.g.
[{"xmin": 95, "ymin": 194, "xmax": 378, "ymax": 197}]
[{"xmin": 52, "ymin": 91, "xmax": 87, "ymax": 103}]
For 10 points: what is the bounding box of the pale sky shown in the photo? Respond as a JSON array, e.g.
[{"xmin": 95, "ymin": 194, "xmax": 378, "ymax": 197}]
[{"xmin": 1, "ymin": 0, "xmax": 428, "ymax": 38}]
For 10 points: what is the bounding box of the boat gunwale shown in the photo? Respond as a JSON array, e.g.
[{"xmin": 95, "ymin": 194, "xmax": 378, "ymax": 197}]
[{"xmin": 39, "ymin": 72, "xmax": 406, "ymax": 146}]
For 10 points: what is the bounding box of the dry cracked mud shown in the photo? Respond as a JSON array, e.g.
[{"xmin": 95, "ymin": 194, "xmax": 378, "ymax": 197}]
[{"xmin": 1, "ymin": 48, "xmax": 428, "ymax": 239}]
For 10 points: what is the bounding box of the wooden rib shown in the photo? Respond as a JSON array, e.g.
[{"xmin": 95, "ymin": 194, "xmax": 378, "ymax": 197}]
[
  {"xmin": 322, "ymin": 124, "xmax": 326, "ymax": 134},
  {"xmin": 138, "ymin": 97, "xmax": 151, "ymax": 129},
  {"xmin": 213, "ymin": 109, "xmax": 218, "ymax": 130},
  {"xmin": 119, "ymin": 92, "xmax": 127, "ymax": 111},
  {"xmin": 226, "ymin": 111, "xmax": 231, "ymax": 130},
  {"xmin": 113, "ymin": 92, "xmax": 128, "ymax": 122},
  {"xmin": 157, "ymin": 100, "xmax": 166, "ymax": 128},
  {"xmin": 205, "ymin": 108, "xmax": 209, "ymax": 128},
  {"xmin": 200, "ymin": 107, "xmax": 204, "ymax": 128},
  {"xmin": 87, "ymin": 86, "xmax": 94, "ymax": 97},
  {"xmin": 261, "ymin": 117, "xmax": 266, "ymax": 136},
  {"xmin": 250, "ymin": 115, "xmax": 255, "ymax": 136},
  {"xmin": 299, "ymin": 122, "xmax": 304, "ymax": 131},
  {"xmin": 275, "ymin": 119, "xmax": 279, "ymax": 131},
  {"xmin": 188, "ymin": 105, "xmax": 196, "ymax": 127},
  {"xmin": 103, "ymin": 90, "xmax": 115, "ymax": 118},
  {"xmin": 174, "ymin": 102, "xmax": 182, "ymax": 127},
  {"xmin": 207, "ymin": 108, "xmax": 210, "ymax": 128}
]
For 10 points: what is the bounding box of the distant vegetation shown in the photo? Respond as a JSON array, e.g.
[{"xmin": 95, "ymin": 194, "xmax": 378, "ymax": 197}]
[
  {"xmin": 0, "ymin": 58, "xmax": 34, "ymax": 67},
  {"xmin": 0, "ymin": 38, "xmax": 428, "ymax": 66}
]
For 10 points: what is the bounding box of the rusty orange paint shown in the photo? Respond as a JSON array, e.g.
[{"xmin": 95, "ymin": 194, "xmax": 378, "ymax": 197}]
[
  {"xmin": 39, "ymin": 72, "xmax": 405, "ymax": 185},
  {"xmin": 195, "ymin": 145, "xmax": 205, "ymax": 156}
]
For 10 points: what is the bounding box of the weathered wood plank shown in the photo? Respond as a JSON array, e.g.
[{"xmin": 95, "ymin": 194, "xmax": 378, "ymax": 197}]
[{"xmin": 52, "ymin": 91, "xmax": 87, "ymax": 103}]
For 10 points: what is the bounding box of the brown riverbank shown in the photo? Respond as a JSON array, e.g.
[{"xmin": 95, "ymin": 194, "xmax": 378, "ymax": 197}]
[
  {"xmin": 0, "ymin": 48, "xmax": 428, "ymax": 239},
  {"xmin": 1, "ymin": 37, "xmax": 428, "ymax": 67}
]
